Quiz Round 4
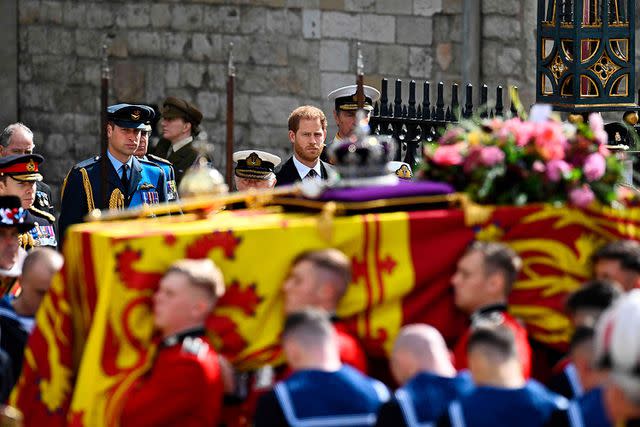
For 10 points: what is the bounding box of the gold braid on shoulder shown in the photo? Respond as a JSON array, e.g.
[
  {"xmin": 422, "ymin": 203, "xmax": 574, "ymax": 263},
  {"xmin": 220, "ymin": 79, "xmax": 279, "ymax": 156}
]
[
  {"xmin": 109, "ymin": 189, "xmax": 125, "ymax": 210},
  {"xmin": 18, "ymin": 232, "xmax": 35, "ymax": 249},
  {"xmin": 80, "ymin": 168, "xmax": 95, "ymax": 212}
]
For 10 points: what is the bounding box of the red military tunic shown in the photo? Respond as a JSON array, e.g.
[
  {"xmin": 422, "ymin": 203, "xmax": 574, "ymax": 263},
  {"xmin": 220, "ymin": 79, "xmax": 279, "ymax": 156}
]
[
  {"xmin": 120, "ymin": 329, "xmax": 224, "ymax": 427},
  {"xmin": 334, "ymin": 320, "xmax": 368, "ymax": 373},
  {"xmin": 453, "ymin": 304, "xmax": 532, "ymax": 378}
]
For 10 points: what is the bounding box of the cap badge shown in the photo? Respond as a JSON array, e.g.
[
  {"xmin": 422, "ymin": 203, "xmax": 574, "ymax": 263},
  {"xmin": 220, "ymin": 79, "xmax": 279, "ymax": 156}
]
[
  {"xmin": 396, "ymin": 164, "xmax": 413, "ymax": 179},
  {"xmin": 26, "ymin": 159, "xmax": 36, "ymax": 172},
  {"xmin": 246, "ymin": 152, "xmax": 262, "ymax": 167},
  {"xmin": 131, "ymin": 110, "xmax": 141, "ymax": 120}
]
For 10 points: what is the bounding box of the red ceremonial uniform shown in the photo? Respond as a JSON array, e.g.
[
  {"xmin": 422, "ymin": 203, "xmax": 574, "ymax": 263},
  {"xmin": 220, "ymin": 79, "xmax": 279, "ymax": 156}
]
[
  {"xmin": 334, "ymin": 319, "xmax": 368, "ymax": 373},
  {"xmin": 120, "ymin": 329, "xmax": 224, "ymax": 427},
  {"xmin": 453, "ymin": 304, "xmax": 532, "ymax": 378}
]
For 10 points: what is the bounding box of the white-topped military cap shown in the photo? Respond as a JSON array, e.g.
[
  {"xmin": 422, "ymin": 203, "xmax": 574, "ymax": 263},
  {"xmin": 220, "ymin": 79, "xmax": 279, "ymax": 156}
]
[
  {"xmin": 233, "ymin": 150, "xmax": 281, "ymax": 180},
  {"xmin": 327, "ymin": 85, "xmax": 381, "ymax": 112},
  {"xmin": 386, "ymin": 161, "xmax": 413, "ymax": 180}
]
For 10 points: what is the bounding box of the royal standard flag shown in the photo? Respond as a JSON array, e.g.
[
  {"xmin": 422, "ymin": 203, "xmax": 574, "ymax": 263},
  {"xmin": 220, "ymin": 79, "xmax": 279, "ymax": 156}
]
[{"xmin": 11, "ymin": 202, "xmax": 640, "ymax": 426}]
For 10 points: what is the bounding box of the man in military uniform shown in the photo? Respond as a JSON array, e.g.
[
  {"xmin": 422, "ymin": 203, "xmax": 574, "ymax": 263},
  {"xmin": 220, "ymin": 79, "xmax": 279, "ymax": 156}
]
[
  {"xmin": 324, "ymin": 85, "xmax": 380, "ymax": 162},
  {"xmin": 283, "ymin": 248, "xmax": 368, "ymax": 372},
  {"xmin": 0, "ymin": 196, "xmax": 34, "ymax": 291},
  {"xmin": 275, "ymin": 106, "xmax": 334, "ymax": 186},
  {"xmin": 438, "ymin": 325, "xmax": 567, "ymax": 427},
  {"xmin": 0, "ymin": 154, "xmax": 56, "ymax": 250},
  {"xmin": 255, "ymin": 309, "xmax": 389, "ymax": 427},
  {"xmin": 0, "ymin": 123, "xmax": 55, "ymax": 216},
  {"xmin": 151, "ymin": 96, "xmax": 203, "ymax": 187},
  {"xmin": 119, "ymin": 258, "xmax": 226, "ymax": 427},
  {"xmin": 135, "ymin": 123, "xmax": 179, "ymax": 202},
  {"xmin": 233, "ymin": 150, "xmax": 280, "ymax": 191},
  {"xmin": 58, "ymin": 104, "xmax": 167, "ymax": 247},
  {"xmin": 451, "ymin": 241, "xmax": 532, "ymax": 378},
  {"xmin": 591, "ymin": 239, "xmax": 640, "ymax": 291},
  {"xmin": 375, "ymin": 324, "xmax": 474, "ymax": 427}
]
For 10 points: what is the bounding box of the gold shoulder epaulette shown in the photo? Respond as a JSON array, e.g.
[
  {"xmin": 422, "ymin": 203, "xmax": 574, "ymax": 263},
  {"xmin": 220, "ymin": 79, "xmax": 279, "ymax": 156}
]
[
  {"xmin": 29, "ymin": 207, "xmax": 55, "ymax": 222},
  {"xmin": 18, "ymin": 232, "xmax": 35, "ymax": 249},
  {"xmin": 61, "ymin": 170, "xmax": 71, "ymax": 200},
  {"xmin": 109, "ymin": 189, "xmax": 125, "ymax": 210},
  {"xmin": 80, "ymin": 168, "xmax": 95, "ymax": 212}
]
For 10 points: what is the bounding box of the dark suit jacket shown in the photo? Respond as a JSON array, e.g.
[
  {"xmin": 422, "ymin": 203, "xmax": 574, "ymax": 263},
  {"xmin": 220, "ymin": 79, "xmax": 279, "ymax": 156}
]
[
  {"xmin": 34, "ymin": 181, "xmax": 55, "ymax": 216},
  {"xmin": 275, "ymin": 156, "xmax": 333, "ymax": 187},
  {"xmin": 151, "ymin": 138, "xmax": 199, "ymax": 187}
]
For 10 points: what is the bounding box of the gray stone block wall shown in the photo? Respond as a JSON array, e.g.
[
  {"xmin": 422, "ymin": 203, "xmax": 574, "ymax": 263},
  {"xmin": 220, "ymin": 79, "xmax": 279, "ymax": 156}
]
[{"xmin": 17, "ymin": 0, "xmax": 544, "ymax": 206}]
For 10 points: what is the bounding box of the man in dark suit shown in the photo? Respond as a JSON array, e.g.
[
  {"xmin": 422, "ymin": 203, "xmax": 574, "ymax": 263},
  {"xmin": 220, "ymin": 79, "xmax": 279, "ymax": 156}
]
[
  {"xmin": 58, "ymin": 104, "xmax": 167, "ymax": 247},
  {"xmin": 275, "ymin": 105, "xmax": 334, "ymax": 187},
  {"xmin": 150, "ymin": 96, "xmax": 203, "ymax": 188}
]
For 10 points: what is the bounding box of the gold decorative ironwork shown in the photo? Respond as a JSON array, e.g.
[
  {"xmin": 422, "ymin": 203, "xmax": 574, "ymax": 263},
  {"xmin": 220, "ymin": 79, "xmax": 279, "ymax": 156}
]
[
  {"xmin": 580, "ymin": 75, "xmax": 600, "ymax": 97},
  {"xmin": 561, "ymin": 39, "xmax": 574, "ymax": 61},
  {"xmin": 588, "ymin": 51, "xmax": 621, "ymax": 86},
  {"xmin": 549, "ymin": 53, "xmax": 568, "ymax": 81},
  {"xmin": 610, "ymin": 39, "xmax": 629, "ymax": 61},
  {"xmin": 561, "ymin": 76, "xmax": 574, "ymax": 96},
  {"xmin": 610, "ymin": 74, "xmax": 629, "ymax": 97},
  {"xmin": 542, "ymin": 75, "xmax": 554, "ymax": 95},
  {"xmin": 542, "ymin": 38, "xmax": 555, "ymax": 60},
  {"xmin": 580, "ymin": 39, "xmax": 600, "ymax": 63}
]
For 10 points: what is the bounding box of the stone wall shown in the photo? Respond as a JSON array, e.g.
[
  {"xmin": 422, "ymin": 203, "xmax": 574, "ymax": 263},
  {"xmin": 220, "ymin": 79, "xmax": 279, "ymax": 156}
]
[{"xmin": 17, "ymin": 0, "xmax": 545, "ymax": 204}]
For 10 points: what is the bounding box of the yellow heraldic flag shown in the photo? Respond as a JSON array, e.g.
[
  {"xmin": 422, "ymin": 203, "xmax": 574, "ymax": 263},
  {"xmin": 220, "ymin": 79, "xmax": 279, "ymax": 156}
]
[
  {"xmin": 48, "ymin": 209, "xmax": 413, "ymax": 427},
  {"xmin": 15, "ymin": 202, "xmax": 640, "ymax": 427}
]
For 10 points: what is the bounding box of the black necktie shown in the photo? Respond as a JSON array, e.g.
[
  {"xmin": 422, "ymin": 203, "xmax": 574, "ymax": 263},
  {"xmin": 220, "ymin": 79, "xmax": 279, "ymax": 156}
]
[
  {"xmin": 121, "ymin": 164, "xmax": 129, "ymax": 196},
  {"xmin": 305, "ymin": 169, "xmax": 318, "ymax": 179}
]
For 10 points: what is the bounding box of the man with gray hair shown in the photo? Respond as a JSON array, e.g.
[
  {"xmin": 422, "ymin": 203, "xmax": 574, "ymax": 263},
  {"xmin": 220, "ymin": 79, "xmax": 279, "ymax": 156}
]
[
  {"xmin": 375, "ymin": 324, "xmax": 474, "ymax": 427},
  {"xmin": 0, "ymin": 123, "xmax": 54, "ymax": 216}
]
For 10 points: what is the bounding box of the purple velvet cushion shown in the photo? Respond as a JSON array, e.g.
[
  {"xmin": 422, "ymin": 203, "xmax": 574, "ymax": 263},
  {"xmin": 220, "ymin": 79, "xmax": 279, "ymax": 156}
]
[{"xmin": 317, "ymin": 180, "xmax": 454, "ymax": 202}]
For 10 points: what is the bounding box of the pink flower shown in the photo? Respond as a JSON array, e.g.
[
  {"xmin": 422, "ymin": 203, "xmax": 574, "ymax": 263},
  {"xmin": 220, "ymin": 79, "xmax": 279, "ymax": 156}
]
[
  {"xmin": 589, "ymin": 113, "xmax": 608, "ymax": 145},
  {"xmin": 500, "ymin": 118, "xmax": 536, "ymax": 147},
  {"xmin": 439, "ymin": 128, "xmax": 464, "ymax": 145},
  {"xmin": 569, "ymin": 185, "xmax": 595, "ymax": 208},
  {"xmin": 546, "ymin": 159, "xmax": 571, "ymax": 182},
  {"xmin": 583, "ymin": 153, "xmax": 606, "ymax": 181},
  {"xmin": 432, "ymin": 144, "xmax": 463, "ymax": 166},
  {"xmin": 598, "ymin": 144, "xmax": 610, "ymax": 156},
  {"xmin": 532, "ymin": 160, "xmax": 546, "ymax": 173},
  {"xmin": 479, "ymin": 146, "xmax": 505, "ymax": 166},
  {"xmin": 535, "ymin": 121, "xmax": 567, "ymax": 160}
]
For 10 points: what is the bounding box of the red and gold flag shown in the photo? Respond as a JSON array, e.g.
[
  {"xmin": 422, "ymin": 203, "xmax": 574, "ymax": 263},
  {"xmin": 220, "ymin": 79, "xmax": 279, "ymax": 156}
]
[{"xmin": 11, "ymin": 203, "xmax": 640, "ymax": 426}]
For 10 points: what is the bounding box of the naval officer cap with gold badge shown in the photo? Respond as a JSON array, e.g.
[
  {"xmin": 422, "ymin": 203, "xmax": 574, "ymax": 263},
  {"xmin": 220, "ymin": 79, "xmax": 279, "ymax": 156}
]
[
  {"xmin": 0, "ymin": 154, "xmax": 58, "ymax": 249},
  {"xmin": 233, "ymin": 150, "xmax": 281, "ymax": 191},
  {"xmin": 324, "ymin": 85, "xmax": 381, "ymax": 163},
  {"xmin": 328, "ymin": 84, "xmax": 381, "ymax": 113}
]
